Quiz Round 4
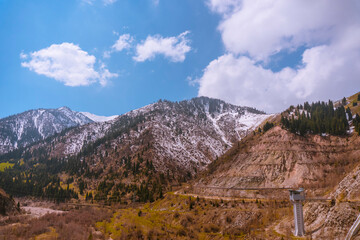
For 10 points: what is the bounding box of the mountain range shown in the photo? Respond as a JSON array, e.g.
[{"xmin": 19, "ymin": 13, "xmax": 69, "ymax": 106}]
[
  {"xmin": 9, "ymin": 97, "xmax": 271, "ymax": 174},
  {"xmin": 1, "ymin": 93, "xmax": 360, "ymax": 238},
  {"xmin": 0, "ymin": 97, "xmax": 271, "ymax": 203},
  {"xmin": 0, "ymin": 106, "xmax": 119, "ymax": 155}
]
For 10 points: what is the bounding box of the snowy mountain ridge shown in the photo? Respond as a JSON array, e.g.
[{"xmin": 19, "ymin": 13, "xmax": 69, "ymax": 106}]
[
  {"xmin": 26, "ymin": 97, "xmax": 273, "ymax": 174},
  {"xmin": 0, "ymin": 107, "xmax": 95, "ymax": 154},
  {"xmin": 81, "ymin": 112, "xmax": 118, "ymax": 122}
]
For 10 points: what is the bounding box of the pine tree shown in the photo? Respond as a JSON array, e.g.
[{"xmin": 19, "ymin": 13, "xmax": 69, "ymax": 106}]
[
  {"xmin": 263, "ymin": 122, "xmax": 274, "ymax": 132},
  {"xmin": 342, "ymin": 97, "xmax": 347, "ymax": 106}
]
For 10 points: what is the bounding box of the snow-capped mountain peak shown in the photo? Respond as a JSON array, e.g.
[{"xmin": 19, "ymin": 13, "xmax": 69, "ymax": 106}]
[
  {"xmin": 27, "ymin": 97, "xmax": 272, "ymax": 175},
  {"xmin": 57, "ymin": 106, "xmax": 71, "ymax": 111},
  {"xmin": 0, "ymin": 107, "xmax": 93, "ymax": 154},
  {"xmin": 1, "ymin": 97, "xmax": 272, "ymax": 177}
]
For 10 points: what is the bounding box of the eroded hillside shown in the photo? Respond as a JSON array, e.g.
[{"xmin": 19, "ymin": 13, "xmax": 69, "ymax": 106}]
[
  {"xmin": 192, "ymin": 122, "xmax": 360, "ymax": 238},
  {"xmin": 198, "ymin": 126, "xmax": 360, "ymax": 190}
]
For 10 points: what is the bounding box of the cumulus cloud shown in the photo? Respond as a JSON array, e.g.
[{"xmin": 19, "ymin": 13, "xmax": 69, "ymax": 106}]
[
  {"xmin": 198, "ymin": 54, "xmax": 295, "ymax": 112},
  {"xmin": 21, "ymin": 42, "xmax": 117, "ymax": 87},
  {"xmin": 133, "ymin": 31, "xmax": 191, "ymax": 62},
  {"xmin": 216, "ymin": 0, "xmax": 355, "ymax": 61},
  {"xmin": 197, "ymin": 0, "xmax": 360, "ymax": 112}
]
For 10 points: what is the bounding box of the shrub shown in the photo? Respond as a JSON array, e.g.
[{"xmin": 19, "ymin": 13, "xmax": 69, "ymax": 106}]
[
  {"xmin": 0, "ymin": 207, "xmax": 112, "ymax": 240},
  {"xmin": 204, "ymin": 224, "xmax": 220, "ymax": 233},
  {"xmin": 177, "ymin": 228, "xmax": 187, "ymax": 236},
  {"xmin": 263, "ymin": 122, "xmax": 274, "ymax": 132},
  {"xmin": 226, "ymin": 215, "xmax": 232, "ymax": 223}
]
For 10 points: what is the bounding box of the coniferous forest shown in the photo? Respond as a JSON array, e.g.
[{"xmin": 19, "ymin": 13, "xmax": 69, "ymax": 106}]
[{"xmin": 281, "ymin": 101, "xmax": 350, "ymax": 136}]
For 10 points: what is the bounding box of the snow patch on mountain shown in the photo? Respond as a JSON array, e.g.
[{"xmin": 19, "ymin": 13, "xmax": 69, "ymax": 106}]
[
  {"xmin": 81, "ymin": 112, "xmax": 118, "ymax": 122},
  {"xmin": 207, "ymin": 113, "xmax": 232, "ymax": 147},
  {"xmin": 63, "ymin": 121, "xmax": 114, "ymax": 155},
  {"xmin": 236, "ymin": 111, "xmax": 274, "ymax": 132}
]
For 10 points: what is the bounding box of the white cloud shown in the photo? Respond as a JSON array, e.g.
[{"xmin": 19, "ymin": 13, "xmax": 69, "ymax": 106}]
[
  {"xmin": 82, "ymin": 0, "xmax": 116, "ymax": 6},
  {"xmin": 207, "ymin": 0, "xmax": 241, "ymax": 14},
  {"xmin": 133, "ymin": 31, "xmax": 191, "ymax": 62},
  {"xmin": 19, "ymin": 52, "xmax": 27, "ymax": 59},
  {"xmin": 198, "ymin": 54, "xmax": 296, "ymax": 112},
  {"xmin": 99, "ymin": 63, "xmax": 118, "ymax": 86},
  {"xmin": 82, "ymin": 0, "xmax": 94, "ymax": 5},
  {"xmin": 112, "ymin": 34, "xmax": 133, "ymax": 52},
  {"xmin": 197, "ymin": 0, "xmax": 360, "ymax": 112},
  {"xmin": 103, "ymin": 34, "xmax": 133, "ymax": 58},
  {"xmin": 216, "ymin": 0, "xmax": 357, "ymax": 61},
  {"xmin": 103, "ymin": 51, "xmax": 111, "ymax": 59},
  {"xmin": 21, "ymin": 42, "xmax": 117, "ymax": 87},
  {"xmin": 103, "ymin": 0, "xmax": 117, "ymax": 5}
]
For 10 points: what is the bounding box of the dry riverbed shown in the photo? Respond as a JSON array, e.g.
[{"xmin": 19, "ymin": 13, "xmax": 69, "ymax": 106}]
[{"xmin": 15, "ymin": 198, "xmax": 65, "ymax": 218}]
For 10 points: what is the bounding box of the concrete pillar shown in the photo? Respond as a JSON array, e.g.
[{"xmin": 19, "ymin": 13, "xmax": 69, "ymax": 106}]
[{"xmin": 289, "ymin": 188, "xmax": 305, "ymax": 236}]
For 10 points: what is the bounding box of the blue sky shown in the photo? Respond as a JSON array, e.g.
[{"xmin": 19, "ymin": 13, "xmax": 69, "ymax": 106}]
[
  {"xmin": 0, "ymin": 0, "xmax": 223, "ymax": 118},
  {"xmin": 1, "ymin": 0, "xmax": 360, "ymax": 118}
]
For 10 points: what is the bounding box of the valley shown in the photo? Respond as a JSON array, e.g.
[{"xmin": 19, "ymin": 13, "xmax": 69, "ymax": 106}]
[
  {"xmin": 2, "ymin": 0, "xmax": 360, "ymax": 239},
  {"xmin": 0, "ymin": 94, "xmax": 360, "ymax": 239}
]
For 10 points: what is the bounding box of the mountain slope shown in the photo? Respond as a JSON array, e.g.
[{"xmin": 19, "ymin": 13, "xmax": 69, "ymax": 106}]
[
  {"xmin": 0, "ymin": 107, "xmax": 93, "ymax": 154},
  {"xmin": 28, "ymin": 97, "xmax": 272, "ymax": 175},
  {"xmin": 190, "ymin": 97, "xmax": 360, "ymax": 239},
  {"xmin": 191, "ymin": 126, "xmax": 360, "ymax": 238},
  {"xmin": 0, "ymin": 97, "xmax": 271, "ymax": 204},
  {"xmin": 196, "ymin": 126, "xmax": 360, "ymax": 190}
]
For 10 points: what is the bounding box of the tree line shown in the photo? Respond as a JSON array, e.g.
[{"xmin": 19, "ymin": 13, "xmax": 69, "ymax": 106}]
[{"xmin": 281, "ymin": 100, "xmax": 349, "ymax": 136}]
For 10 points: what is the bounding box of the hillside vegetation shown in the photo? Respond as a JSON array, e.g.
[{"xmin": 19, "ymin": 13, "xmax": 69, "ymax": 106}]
[
  {"xmin": 95, "ymin": 192, "xmax": 292, "ymax": 239},
  {"xmin": 0, "ymin": 97, "xmax": 269, "ymax": 204},
  {"xmin": 2, "ymin": 93, "xmax": 360, "ymax": 238},
  {"xmin": 345, "ymin": 92, "xmax": 360, "ymax": 115},
  {"xmin": 281, "ymin": 101, "xmax": 349, "ymax": 136}
]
